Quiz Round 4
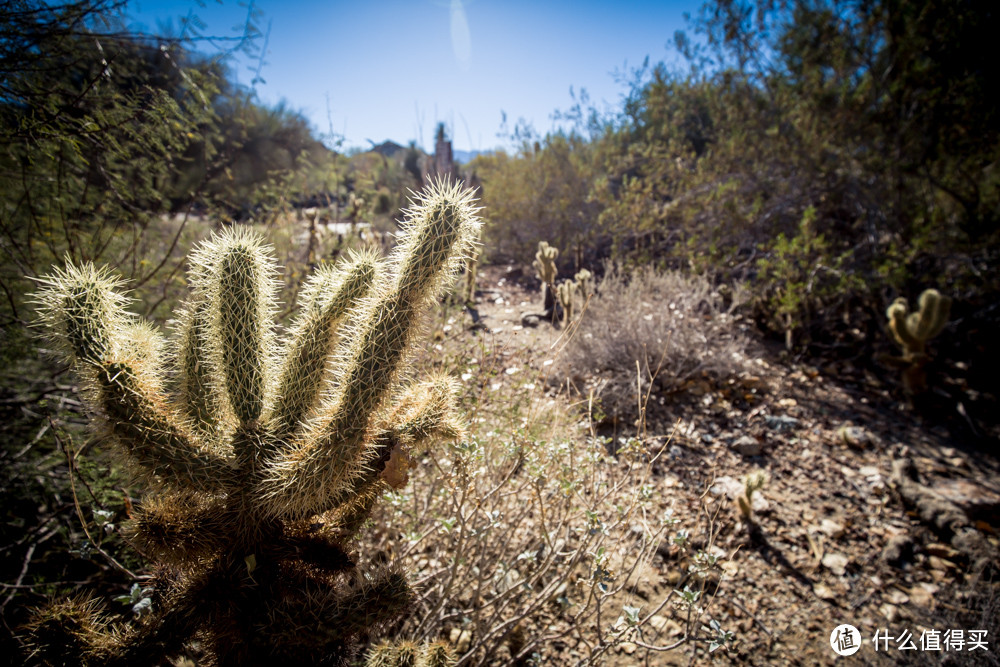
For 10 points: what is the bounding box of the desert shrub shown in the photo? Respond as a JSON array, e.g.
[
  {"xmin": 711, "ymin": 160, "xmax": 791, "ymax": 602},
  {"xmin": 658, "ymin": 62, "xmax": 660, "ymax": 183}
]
[
  {"xmin": 556, "ymin": 263, "xmax": 752, "ymax": 423},
  {"xmin": 364, "ymin": 338, "xmax": 734, "ymax": 664}
]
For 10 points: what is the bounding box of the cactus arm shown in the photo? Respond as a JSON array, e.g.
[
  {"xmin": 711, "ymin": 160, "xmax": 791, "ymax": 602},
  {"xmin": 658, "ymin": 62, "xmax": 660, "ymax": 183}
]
[
  {"xmin": 217, "ymin": 244, "xmax": 272, "ymax": 424},
  {"xmin": 886, "ymin": 299, "xmax": 921, "ymax": 352},
  {"xmin": 31, "ymin": 262, "xmax": 132, "ymax": 367},
  {"xmin": 97, "ymin": 360, "xmax": 234, "ymax": 492},
  {"xmin": 919, "ymin": 290, "xmax": 951, "ymax": 340},
  {"xmin": 127, "ymin": 492, "xmax": 230, "ymax": 566},
  {"xmin": 557, "ymin": 280, "xmax": 576, "ymax": 324},
  {"xmin": 269, "ymin": 565, "xmax": 413, "ymax": 649},
  {"xmin": 187, "ymin": 228, "xmax": 278, "ymax": 429},
  {"xmin": 911, "ymin": 289, "xmax": 940, "ymax": 340},
  {"xmin": 270, "ymin": 252, "xmax": 380, "ymax": 439},
  {"xmin": 175, "ymin": 300, "xmax": 226, "ymax": 436},
  {"xmin": 421, "ymin": 641, "xmax": 458, "ymax": 667},
  {"xmin": 262, "ymin": 179, "xmax": 480, "ymax": 518}
]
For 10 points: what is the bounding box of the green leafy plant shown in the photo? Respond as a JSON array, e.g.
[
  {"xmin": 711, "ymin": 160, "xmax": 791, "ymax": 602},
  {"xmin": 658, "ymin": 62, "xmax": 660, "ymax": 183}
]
[{"xmin": 25, "ymin": 179, "xmax": 481, "ymax": 666}]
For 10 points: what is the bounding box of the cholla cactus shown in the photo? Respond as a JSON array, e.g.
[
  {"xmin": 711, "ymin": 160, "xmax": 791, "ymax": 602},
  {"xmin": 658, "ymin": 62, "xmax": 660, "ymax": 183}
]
[
  {"xmin": 347, "ymin": 191, "xmax": 368, "ymax": 224},
  {"xmin": 365, "ymin": 640, "xmax": 456, "ymax": 667},
  {"xmin": 574, "ymin": 268, "xmax": 594, "ymax": 300},
  {"xmin": 737, "ymin": 469, "xmax": 768, "ymax": 521},
  {"xmin": 27, "ymin": 179, "xmax": 481, "ymax": 666},
  {"xmin": 884, "ymin": 288, "xmax": 951, "ymax": 394},
  {"xmin": 532, "ymin": 241, "xmax": 558, "ymax": 285},
  {"xmin": 556, "ymin": 269, "xmax": 595, "ymax": 327},
  {"xmin": 556, "ymin": 280, "xmax": 577, "ymax": 326},
  {"xmin": 531, "ymin": 241, "xmax": 559, "ymax": 319}
]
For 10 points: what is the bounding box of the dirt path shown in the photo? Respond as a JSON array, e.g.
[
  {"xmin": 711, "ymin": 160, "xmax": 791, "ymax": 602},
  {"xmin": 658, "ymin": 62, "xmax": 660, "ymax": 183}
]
[{"xmin": 465, "ymin": 263, "xmax": 1000, "ymax": 666}]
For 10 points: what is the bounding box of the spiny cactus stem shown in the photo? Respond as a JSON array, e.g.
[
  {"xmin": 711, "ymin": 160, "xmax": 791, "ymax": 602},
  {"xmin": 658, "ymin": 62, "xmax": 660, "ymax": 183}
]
[
  {"xmin": 271, "ymin": 256, "xmax": 378, "ymax": 438},
  {"xmin": 218, "ymin": 246, "xmax": 267, "ymax": 424},
  {"xmin": 177, "ymin": 301, "xmax": 219, "ymax": 432},
  {"xmin": 98, "ymin": 362, "xmax": 233, "ymax": 492}
]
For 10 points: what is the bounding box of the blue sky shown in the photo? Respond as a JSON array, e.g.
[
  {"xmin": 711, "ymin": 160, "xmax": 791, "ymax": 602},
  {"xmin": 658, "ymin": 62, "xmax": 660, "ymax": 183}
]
[{"xmin": 127, "ymin": 1, "xmax": 697, "ymax": 152}]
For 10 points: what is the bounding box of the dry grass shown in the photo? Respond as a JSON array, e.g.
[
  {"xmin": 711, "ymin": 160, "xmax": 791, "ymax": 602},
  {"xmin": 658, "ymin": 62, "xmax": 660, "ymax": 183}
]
[
  {"xmin": 555, "ymin": 263, "xmax": 754, "ymax": 425},
  {"xmin": 360, "ymin": 327, "xmax": 736, "ymax": 665}
]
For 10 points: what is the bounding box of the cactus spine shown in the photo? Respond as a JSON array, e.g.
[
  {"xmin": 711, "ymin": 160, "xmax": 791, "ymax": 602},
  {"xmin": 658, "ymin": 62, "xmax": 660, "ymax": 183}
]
[
  {"xmin": 28, "ymin": 178, "xmax": 481, "ymax": 666},
  {"xmin": 885, "ymin": 288, "xmax": 951, "ymax": 394}
]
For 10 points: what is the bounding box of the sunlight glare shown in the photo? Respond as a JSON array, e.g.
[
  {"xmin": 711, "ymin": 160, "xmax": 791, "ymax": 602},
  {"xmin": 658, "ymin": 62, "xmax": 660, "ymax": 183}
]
[{"xmin": 450, "ymin": 0, "xmax": 472, "ymax": 71}]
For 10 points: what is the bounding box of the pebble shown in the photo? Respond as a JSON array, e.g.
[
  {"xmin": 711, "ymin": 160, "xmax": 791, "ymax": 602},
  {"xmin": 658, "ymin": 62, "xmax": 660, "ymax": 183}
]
[{"xmin": 731, "ymin": 435, "xmax": 762, "ymax": 456}]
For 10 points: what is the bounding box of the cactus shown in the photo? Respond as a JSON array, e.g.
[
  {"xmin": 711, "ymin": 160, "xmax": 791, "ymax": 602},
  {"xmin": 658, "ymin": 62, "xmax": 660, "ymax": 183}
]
[
  {"xmin": 532, "ymin": 241, "xmax": 558, "ymax": 285},
  {"xmin": 737, "ymin": 469, "xmax": 768, "ymax": 521},
  {"xmin": 530, "ymin": 241, "xmax": 559, "ymax": 320},
  {"xmin": 462, "ymin": 248, "xmax": 479, "ymax": 303},
  {"xmin": 574, "ymin": 268, "xmax": 594, "ymax": 300},
  {"xmin": 556, "ymin": 269, "xmax": 595, "ymax": 327},
  {"xmin": 884, "ymin": 288, "xmax": 951, "ymax": 394},
  {"xmin": 27, "ymin": 179, "xmax": 481, "ymax": 666},
  {"xmin": 556, "ymin": 280, "xmax": 577, "ymax": 326},
  {"xmin": 364, "ymin": 640, "xmax": 456, "ymax": 667}
]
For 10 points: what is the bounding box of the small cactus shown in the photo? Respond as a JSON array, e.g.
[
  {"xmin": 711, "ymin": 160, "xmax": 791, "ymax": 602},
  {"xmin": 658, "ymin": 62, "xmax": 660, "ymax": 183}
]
[
  {"xmin": 556, "ymin": 269, "xmax": 595, "ymax": 327},
  {"xmin": 557, "ymin": 280, "xmax": 577, "ymax": 326},
  {"xmin": 884, "ymin": 288, "xmax": 951, "ymax": 394},
  {"xmin": 574, "ymin": 268, "xmax": 594, "ymax": 301},
  {"xmin": 532, "ymin": 241, "xmax": 558, "ymax": 285},
  {"xmin": 364, "ymin": 640, "xmax": 456, "ymax": 667},
  {"xmin": 531, "ymin": 241, "xmax": 559, "ymax": 320},
  {"xmin": 28, "ymin": 178, "xmax": 481, "ymax": 666},
  {"xmin": 737, "ymin": 469, "xmax": 768, "ymax": 521}
]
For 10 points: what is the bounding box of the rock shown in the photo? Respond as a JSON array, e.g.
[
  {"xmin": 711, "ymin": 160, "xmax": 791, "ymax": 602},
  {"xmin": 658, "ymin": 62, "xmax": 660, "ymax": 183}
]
[
  {"xmin": 709, "ymin": 476, "xmax": 743, "ymax": 498},
  {"xmin": 819, "ymin": 519, "xmax": 845, "ymax": 539},
  {"xmin": 731, "ymin": 436, "xmax": 762, "ymax": 456},
  {"xmin": 449, "ymin": 627, "xmax": 472, "ymax": 653},
  {"xmin": 764, "ymin": 414, "xmax": 799, "ymax": 431},
  {"xmin": 520, "ymin": 314, "xmax": 540, "ymax": 328},
  {"xmin": 880, "ymin": 603, "xmax": 900, "ymax": 623},
  {"xmin": 908, "ymin": 583, "xmax": 938, "ymax": 608},
  {"xmin": 882, "ymin": 534, "xmax": 914, "ymax": 566},
  {"xmin": 648, "ymin": 615, "xmax": 682, "ymax": 636},
  {"xmin": 886, "ymin": 589, "xmax": 909, "ymax": 605},
  {"xmin": 822, "ymin": 552, "xmax": 849, "ymax": 576},
  {"xmin": 925, "ymin": 543, "xmax": 961, "ymax": 560},
  {"xmin": 837, "ymin": 425, "xmax": 875, "ymax": 449},
  {"xmin": 813, "ymin": 583, "xmax": 838, "ymax": 600},
  {"xmin": 931, "ymin": 478, "xmax": 1000, "ymax": 517}
]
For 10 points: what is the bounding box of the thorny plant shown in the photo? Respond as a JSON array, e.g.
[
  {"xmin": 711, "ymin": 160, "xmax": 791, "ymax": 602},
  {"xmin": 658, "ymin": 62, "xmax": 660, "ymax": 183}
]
[{"xmin": 23, "ymin": 179, "xmax": 480, "ymax": 666}]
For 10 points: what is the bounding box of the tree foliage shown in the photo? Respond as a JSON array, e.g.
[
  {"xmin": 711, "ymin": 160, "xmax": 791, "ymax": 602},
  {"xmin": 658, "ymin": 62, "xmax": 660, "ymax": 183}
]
[
  {"xmin": 478, "ymin": 0, "xmax": 999, "ymax": 352},
  {"xmin": 0, "ymin": 0, "xmax": 332, "ymax": 347}
]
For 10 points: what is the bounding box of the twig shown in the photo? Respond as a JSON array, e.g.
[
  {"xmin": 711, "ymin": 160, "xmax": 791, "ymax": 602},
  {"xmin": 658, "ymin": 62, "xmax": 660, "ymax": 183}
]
[
  {"xmin": 53, "ymin": 423, "xmax": 140, "ymax": 580},
  {"xmin": 729, "ymin": 596, "xmax": 773, "ymax": 637},
  {"xmin": 0, "ymin": 543, "xmax": 36, "ymax": 612}
]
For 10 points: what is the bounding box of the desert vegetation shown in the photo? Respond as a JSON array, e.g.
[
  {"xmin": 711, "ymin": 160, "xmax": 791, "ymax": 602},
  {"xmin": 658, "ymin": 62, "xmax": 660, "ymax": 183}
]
[{"xmin": 2, "ymin": 0, "xmax": 998, "ymax": 665}]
